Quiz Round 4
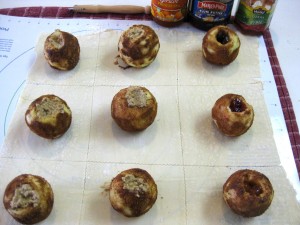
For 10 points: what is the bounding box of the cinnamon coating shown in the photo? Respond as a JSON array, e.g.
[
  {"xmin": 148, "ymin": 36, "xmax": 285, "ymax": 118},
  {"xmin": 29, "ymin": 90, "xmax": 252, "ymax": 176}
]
[
  {"xmin": 118, "ymin": 25, "xmax": 160, "ymax": 68},
  {"xmin": 44, "ymin": 29, "xmax": 80, "ymax": 70},
  {"xmin": 223, "ymin": 169, "xmax": 274, "ymax": 217},
  {"xmin": 3, "ymin": 174, "xmax": 54, "ymax": 224},
  {"xmin": 109, "ymin": 168, "xmax": 158, "ymax": 217},
  {"xmin": 212, "ymin": 93, "xmax": 254, "ymax": 136},
  {"xmin": 111, "ymin": 86, "xmax": 157, "ymax": 132},
  {"xmin": 25, "ymin": 94, "xmax": 72, "ymax": 139},
  {"xmin": 202, "ymin": 25, "xmax": 240, "ymax": 65}
]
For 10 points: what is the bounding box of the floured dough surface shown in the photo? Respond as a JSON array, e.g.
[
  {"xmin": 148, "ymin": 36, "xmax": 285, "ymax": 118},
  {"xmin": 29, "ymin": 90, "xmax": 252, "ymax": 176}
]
[{"xmin": 0, "ymin": 25, "xmax": 299, "ymax": 225}]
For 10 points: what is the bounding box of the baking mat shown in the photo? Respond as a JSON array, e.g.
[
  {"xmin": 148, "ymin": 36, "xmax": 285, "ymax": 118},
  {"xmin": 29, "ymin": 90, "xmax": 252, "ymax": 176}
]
[
  {"xmin": 1, "ymin": 6, "xmax": 299, "ymax": 177},
  {"xmin": 0, "ymin": 18, "xmax": 299, "ymax": 224}
]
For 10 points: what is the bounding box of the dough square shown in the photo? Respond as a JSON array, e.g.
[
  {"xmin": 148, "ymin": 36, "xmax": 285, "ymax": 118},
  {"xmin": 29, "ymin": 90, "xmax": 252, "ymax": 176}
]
[
  {"xmin": 178, "ymin": 84, "xmax": 280, "ymax": 166},
  {"xmin": 34, "ymin": 32, "xmax": 100, "ymax": 60},
  {"xmin": 95, "ymin": 51, "xmax": 177, "ymax": 86},
  {"xmin": 177, "ymin": 51, "xmax": 259, "ymax": 86},
  {"xmin": 27, "ymin": 33, "xmax": 98, "ymax": 86},
  {"xmin": 81, "ymin": 162, "xmax": 186, "ymax": 225},
  {"xmin": 1, "ymin": 84, "xmax": 93, "ymax": 161},
  {"xmin": 88, "ymin": 85, "xmax": 183, "ymax": 165},
  {"xmin": 177, "ymin": 23, "xmax": 259, "ymax": 54},
  {"xmin": 94, "ymin": 28, "xmax": 177, "ymax": 86},
  {"xmin": 184, "ymin": 165, "xmax": 300, "ymax": 225},
  {"xmin": 177, "ymin": 28, "xmax": 260, "ymax": 86},
  {"xmin": 27, "ymin": 54, "xmax": 97, "ymax": 86},
  {"xmin": 0, "ymin": 158, "xmax": 86, "ymax": 225}
]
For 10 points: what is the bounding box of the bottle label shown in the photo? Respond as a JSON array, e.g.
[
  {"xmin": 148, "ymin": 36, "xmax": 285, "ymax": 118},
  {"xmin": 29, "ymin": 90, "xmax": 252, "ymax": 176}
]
[
  {"xmin": 235, "ymin": 0, "xmax": 277, "ymax": 30},
  {"xmin": 190, "ymin": 0, "xmax": 234, "ymax": 22},
  {"xmin": 151, "ymin": 0, "xmax": 188, "ymax": 22}
]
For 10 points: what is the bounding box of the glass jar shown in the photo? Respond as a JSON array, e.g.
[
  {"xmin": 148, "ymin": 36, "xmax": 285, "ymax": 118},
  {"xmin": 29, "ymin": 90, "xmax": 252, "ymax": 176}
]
[
  {"xmin": 188, "ymin": 0, "xmax": 235, "ymax": 31},
  {"xmin": 234, "ymin": 0, "xmax": 278, "ymax": 34},
  {"xmin": 151, "ymin": 0, "xmax": 189, "ymax": 27}
]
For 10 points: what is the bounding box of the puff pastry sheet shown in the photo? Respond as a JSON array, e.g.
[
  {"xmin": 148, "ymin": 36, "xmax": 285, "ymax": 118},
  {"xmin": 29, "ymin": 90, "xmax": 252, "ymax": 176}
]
[{"xmin": 1, "ymin": 27, "xmax": 299, "ymax": 224}]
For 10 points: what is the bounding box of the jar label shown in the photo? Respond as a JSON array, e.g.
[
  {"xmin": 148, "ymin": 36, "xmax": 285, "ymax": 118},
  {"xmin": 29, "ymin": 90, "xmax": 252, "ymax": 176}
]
[
  {"xmin": 151, "ymin": 0, "xmax": 188, "ymax": 22},
  {"xmin": 190, "ymin": 0, "xmax": 234, "ymax": 22},
  {"xmin": 235, "ymin": 0, "xmax": 276, "ymax": 29}
]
